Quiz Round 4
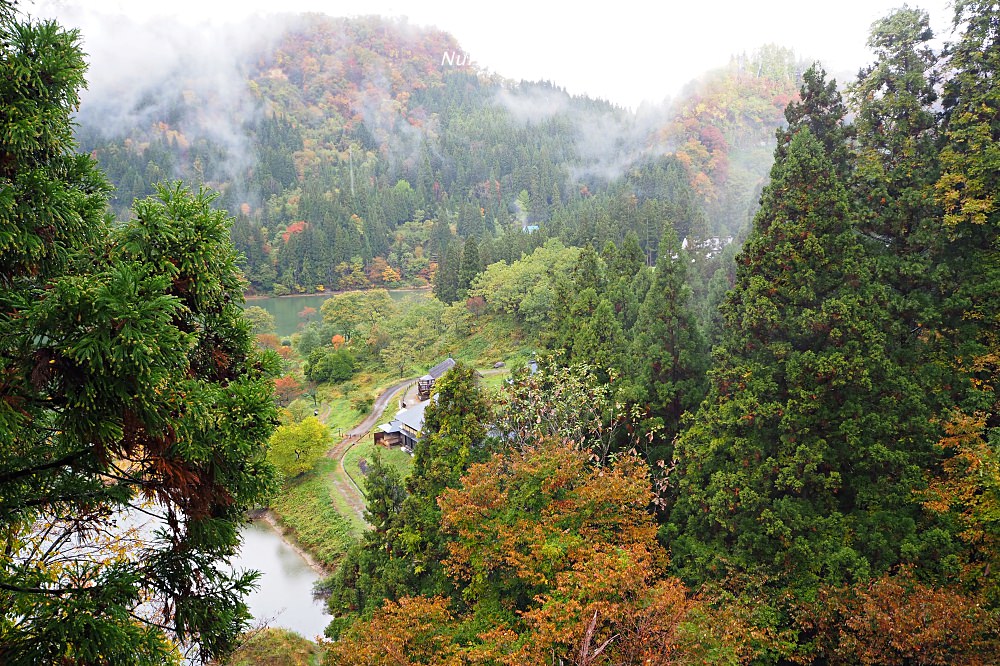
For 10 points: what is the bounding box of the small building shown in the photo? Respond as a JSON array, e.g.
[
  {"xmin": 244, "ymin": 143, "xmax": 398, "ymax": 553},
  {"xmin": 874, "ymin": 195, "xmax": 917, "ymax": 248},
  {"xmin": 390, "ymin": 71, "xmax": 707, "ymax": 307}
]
[
  {"xmin": 375, "ymin": 399, "xmax": 429, "ymax": 454},
  {"xmin": 374, "ymin": 422, "xmax": 401, "ymax": 448},
  {"xmin": 375, "ymin": 358, "xmax": 478, "ymax": 454},
  {"xmin": 417, "ymin": 357, "xmax": 456, "ymax": 401}
]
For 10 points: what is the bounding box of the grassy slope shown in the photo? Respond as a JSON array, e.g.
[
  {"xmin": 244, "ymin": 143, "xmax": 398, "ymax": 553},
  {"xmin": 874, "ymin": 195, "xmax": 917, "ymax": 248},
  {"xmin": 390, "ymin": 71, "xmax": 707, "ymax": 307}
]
[
  {"xmin": 226, "ymin": 628, "xmax": 324, "ymax": 666},
  {"xmin": 269, "ymin": 460, "xmax": 359, "ymax": 568},
  {"xmin": 343, "ymin": 439, "xmax": 414, "ymax": 494}
]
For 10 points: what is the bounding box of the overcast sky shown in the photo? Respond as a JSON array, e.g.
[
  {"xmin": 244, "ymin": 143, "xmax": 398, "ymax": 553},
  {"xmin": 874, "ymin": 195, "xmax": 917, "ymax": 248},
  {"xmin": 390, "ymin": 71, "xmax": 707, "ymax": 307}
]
[{"xmin": 33, "ymin": 0, "xmax": 957, "ymax": 111}]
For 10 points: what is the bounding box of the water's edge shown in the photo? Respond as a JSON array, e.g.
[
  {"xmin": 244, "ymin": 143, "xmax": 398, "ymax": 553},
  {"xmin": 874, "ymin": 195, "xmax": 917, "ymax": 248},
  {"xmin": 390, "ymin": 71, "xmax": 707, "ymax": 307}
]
[{"xmin": 256, "ymin": 510, "xmax": 331, "ymax": 577}]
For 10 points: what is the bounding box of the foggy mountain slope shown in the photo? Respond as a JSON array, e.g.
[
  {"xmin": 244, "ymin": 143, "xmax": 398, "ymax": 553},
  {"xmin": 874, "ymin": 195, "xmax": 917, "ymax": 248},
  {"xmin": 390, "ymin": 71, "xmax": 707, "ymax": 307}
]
[{"xmin": 72, "ymin": 12, "xmax": 802, "ymax": 293}]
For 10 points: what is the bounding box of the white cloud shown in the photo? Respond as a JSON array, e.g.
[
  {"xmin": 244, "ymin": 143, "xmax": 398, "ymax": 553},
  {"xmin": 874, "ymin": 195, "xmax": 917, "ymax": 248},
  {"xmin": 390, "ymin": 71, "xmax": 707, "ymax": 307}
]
[{"xmin": 34, "ymin": 0, "xmax": 956, "ymax": 110}]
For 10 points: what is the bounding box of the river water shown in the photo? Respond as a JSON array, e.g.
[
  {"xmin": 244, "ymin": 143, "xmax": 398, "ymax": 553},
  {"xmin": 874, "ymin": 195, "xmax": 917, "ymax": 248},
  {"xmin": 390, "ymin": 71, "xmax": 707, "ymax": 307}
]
[
  {"xmin": 246, "ymin": 288, "xmax": 430, "ymax": 337},
  {"xmin": 233, "ymin": 521, "xmax": 330, "ymax": 640}
]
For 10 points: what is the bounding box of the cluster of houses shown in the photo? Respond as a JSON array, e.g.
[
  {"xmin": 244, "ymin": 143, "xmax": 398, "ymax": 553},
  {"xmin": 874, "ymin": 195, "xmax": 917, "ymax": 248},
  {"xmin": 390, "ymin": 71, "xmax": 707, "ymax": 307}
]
[
  {"xmin": 680, "ymin": 236, "xmax": 733, "ymax": 259},
  {"xmin": 374, "ymin": 357, "xmax": 457, "ymax": 453}
]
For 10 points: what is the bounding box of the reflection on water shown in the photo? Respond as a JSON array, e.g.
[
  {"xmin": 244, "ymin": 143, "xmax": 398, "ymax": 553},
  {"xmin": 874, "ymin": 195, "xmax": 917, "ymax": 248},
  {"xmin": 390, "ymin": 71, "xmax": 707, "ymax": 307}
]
[
  {"xmin": 233, "ymin": 521, "xmax": 330, "ymax": 640},
  {"xmin": 245, "ymin": 288, "xmax": 429, "ymax": 337}
]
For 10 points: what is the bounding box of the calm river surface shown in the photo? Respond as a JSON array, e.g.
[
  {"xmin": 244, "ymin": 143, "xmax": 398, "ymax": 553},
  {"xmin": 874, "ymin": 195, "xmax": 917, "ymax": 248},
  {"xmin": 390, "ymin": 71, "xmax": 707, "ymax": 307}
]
[
  {"xmin": 247, "ymin": 288, "xmax": 430, "ymax": 337},
  {"xmin": 233, "ymin": 521, "xmax": 330, "ymax": 640}
]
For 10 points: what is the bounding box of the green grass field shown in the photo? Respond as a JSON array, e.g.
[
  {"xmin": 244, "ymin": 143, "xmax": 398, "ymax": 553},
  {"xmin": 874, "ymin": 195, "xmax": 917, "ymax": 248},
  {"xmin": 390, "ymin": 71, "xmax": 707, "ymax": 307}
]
[
  {"xmin": 268, "ymin": 459, "xmax": 360, "ymax": 568},
  {"xmin": 343, "ymin": 438, "xmax": 414, "ymax": 494}
]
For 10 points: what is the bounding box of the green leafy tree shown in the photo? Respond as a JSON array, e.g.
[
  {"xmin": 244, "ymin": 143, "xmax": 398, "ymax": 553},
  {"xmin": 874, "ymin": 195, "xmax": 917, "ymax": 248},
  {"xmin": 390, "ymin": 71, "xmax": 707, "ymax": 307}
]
[
  {"xmin": 242, "ymin": 305, "xmax": 277, "ymax": 336},
  {"xmin": 669, "ymin": 127, "xmax": 935, "ymax": 600},
  {"xmin": 267, "ymin": 416, "xmax": 331, "ymax": 478},
  {"xmin": 467, "ymin": 239, "xmax": 581, "ymax": 329},
  {"xmin": 379, "ymin": 338, "xmax": 415, "ymax": 379},
  {"xmin": 306, "ymin": 347, "xmax": 356, "ymax": 383},
  {"xmin": 319, "ymin": 288, "xmax": 395, "ymax": 343},
  {"xmin": 0, "ymin": 9, "xmax": 278, "ymax": 663}
]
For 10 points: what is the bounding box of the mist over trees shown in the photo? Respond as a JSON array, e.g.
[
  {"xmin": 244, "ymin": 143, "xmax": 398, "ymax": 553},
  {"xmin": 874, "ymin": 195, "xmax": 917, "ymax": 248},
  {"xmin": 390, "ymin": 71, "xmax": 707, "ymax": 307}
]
[{"xmin": 70, "ymin": 12, "xmax": 807, "ymax": 300}]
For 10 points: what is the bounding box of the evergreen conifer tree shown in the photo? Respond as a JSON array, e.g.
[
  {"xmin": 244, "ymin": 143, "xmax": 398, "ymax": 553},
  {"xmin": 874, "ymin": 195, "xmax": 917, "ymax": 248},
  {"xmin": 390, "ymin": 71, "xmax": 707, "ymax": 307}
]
[
  {"xmin": 433, "ymin": 241, "xmax": 461, "ymax": 304},
  {"xmin": 669, "ymin": 127, "xmax": 934, "ymax": 596},
  {"xmin": 457, "ymin": 235, "xmax": 480, "ymax": 297},
  {"xmin": 0, "ymin": 8, "xmax": 278, "ymax": 662},
  {"xmin": 935, "ymin": 0, "xmax": 1000, "ymax": 407},
  {"xmin": 849, "ymin": 8, "xmax": 945, "ymax": 374},
  {"xmin": 631, "ymin": 228, "xmax": 709, "ymax": 447}
]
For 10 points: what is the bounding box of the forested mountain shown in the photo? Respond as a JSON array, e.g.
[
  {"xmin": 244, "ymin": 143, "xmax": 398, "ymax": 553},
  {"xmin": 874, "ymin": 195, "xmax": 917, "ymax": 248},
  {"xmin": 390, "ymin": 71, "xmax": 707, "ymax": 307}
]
[{"xmin": 74, "ymin": 13, "xmax": 805, "ymax": 295}]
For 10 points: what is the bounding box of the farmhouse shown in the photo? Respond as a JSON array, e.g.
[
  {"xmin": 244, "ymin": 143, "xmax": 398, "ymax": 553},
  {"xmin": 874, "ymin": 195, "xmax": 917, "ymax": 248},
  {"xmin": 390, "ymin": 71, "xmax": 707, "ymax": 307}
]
[{"xmin": 375, "ymin": 357, "xmax": 457, "ymax": 452}]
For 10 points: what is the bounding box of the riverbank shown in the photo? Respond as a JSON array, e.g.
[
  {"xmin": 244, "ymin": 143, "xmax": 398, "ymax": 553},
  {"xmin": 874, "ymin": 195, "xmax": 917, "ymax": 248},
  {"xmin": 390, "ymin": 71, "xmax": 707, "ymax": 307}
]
[
  {"xmin": 258, "ymin": 510, "xmax": 330, "ymax": 577},
  {"xmin": 262, "ymin": 377, "xmax": 416, "ymax": 573},
  {"xmin": 244, "ymin": 285, "xmax": 432, "ymax": 301}
]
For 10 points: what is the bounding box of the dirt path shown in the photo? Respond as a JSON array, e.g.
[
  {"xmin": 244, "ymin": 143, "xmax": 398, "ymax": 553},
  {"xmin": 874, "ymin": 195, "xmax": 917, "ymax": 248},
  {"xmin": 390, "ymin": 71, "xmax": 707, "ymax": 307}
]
[{"xmin": 322, "ymin": 378, "xmax": 414, "ymax": 526}]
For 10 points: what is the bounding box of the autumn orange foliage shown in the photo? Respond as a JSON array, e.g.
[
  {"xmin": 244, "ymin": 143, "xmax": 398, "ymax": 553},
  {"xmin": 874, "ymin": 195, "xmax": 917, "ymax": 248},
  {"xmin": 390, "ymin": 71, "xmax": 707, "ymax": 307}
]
[
  {"xmin": 273, "ymin": 375, "xmax": 301, "ymax": 405},
  {"xmin": 797, "ymin": 570, "xmax": 999, "ymax": 665},
  {"xmin": 256, "ymin": 333, "xmax": 282, "ymax": 351},
  {"xmin": 281, "ymin": 220, "xmax": 307, "ymax": 242},
  {"xmin": 323, "ymin": 596, "xmax": 458, "ymax": 665},
  {"xmin": 325, "ymin": 439, "xmax": 747, "ymax": 665}
]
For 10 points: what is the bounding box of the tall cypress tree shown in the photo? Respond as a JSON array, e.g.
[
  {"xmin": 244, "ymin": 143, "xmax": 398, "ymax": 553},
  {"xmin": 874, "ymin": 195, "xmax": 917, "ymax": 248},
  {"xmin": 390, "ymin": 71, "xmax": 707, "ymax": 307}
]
[
  {"xmin": 631, "ymin": 228, "xmax": 709, "ymax": 447},
  {"xmin": 457, "ymin": 235, "xmax": 480, "ymax": 297},
  {"xmin": 606, "ymin": 230, "xmax": 648, "ymax": 331},
  {"xmin": 935, "ymin": 0, "xmax": 1000, "ymax": 410},
  {"xmin": 571, "ymin": 298, "xmax": 626, "ymax": 384},
  {"xmin": 776, "ymin": 64, "xmax": 854, "ymax": 177},
  {"xmin": 849, "ymin": 8, "xmax": 946, "ymax": 385},
  {"xmin": 923, "ymin": 0, "xmax": 1000, "ymax": 600},
  {"xmin": 668, "ymin": 126, "xmax": 935, "ymax": 595},
  {"xmin": 433, "ymin": 240, "xmax": 460, "ymax": 304},
  {"xmin": 0, "ymin": 8, "xmax": 279, "ymax": 662}
]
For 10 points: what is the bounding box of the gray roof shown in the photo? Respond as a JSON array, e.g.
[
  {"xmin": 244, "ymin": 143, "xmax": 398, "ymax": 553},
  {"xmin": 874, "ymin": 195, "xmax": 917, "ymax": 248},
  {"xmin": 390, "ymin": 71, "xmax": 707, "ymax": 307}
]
[
  {"xmin": 426, "ymin": 357, "xmax": 456, "ymax": 380},
  {"xmin": 394, "ymin": 399, "xmax": 429, "ymax": 433}
]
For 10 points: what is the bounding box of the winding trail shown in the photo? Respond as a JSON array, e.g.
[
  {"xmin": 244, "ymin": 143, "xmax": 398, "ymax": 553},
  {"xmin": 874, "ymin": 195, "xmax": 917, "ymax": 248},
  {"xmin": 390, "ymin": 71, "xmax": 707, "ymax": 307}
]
[{"xmin": 322, "ymin": 377, "xmax": 414, "ymax": 527}]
